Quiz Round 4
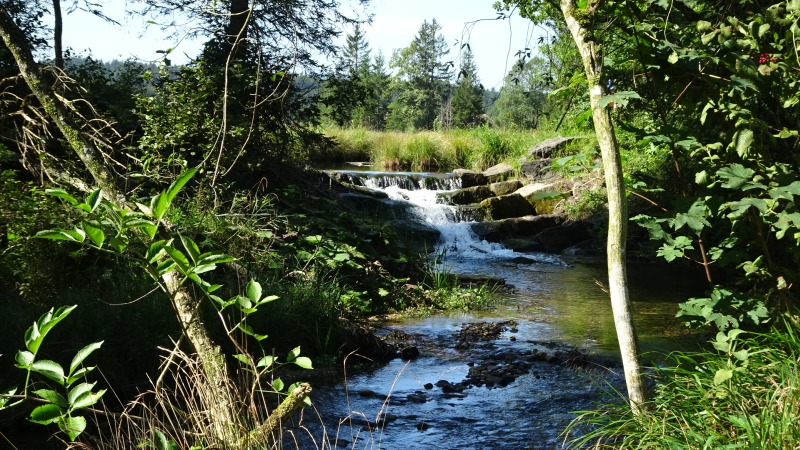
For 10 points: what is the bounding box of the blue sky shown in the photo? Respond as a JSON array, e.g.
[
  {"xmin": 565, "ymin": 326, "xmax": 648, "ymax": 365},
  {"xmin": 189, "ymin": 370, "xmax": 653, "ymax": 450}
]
[{"xmin": 61, "ymin": 0, "xmax": 542, "ymax": 88}]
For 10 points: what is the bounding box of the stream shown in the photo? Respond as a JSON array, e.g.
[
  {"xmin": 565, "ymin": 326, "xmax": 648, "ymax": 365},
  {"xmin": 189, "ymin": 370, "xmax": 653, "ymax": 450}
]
[{"xmin": 294, "ymin": 169, "xmax": 703, "ymax": 449}]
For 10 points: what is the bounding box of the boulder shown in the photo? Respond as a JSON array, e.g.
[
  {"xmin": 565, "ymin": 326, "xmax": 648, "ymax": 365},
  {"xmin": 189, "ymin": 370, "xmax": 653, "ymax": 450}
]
[
  {"xmin": 479, "ymin": 194, "xmax": 535, "ymax": 220},
  {"xmin": 525, "ymin": 136, "xmax": 582, "ymax": 159},
  {"xmin": 438, "ymin": 185, "xmax": 494, "ymax": 205},
  {"xmin": 519, "ymin": 158, "xmax": 557, "ymax": 182},
  {"xmin": 489, "ymin": 180, "xmax": 523, "ymax": 197},
  {"xmin": 502, "ymin": 214, "xmax": 564, "ymax": 236},
  {"xmin": 469, "ymin": 221, "xmax": 505, "ymax": 242},
  {"xmin": 453, "ymin": 169, "xmax": 488, "ymax": 188},
  {"xmin": 482, "ymin": 162, "xmax": 515, "ymax": 182},
  {"xmin": 502, "ymin": 238, "xmax": 544, "ymax": 252},
  {"xmin": 533, "ymin": 220, "xmax": 590, "ymax": 253},
  {"xmin": 394, "ymin": 218, "xmax": 441, "ymax": 252}
]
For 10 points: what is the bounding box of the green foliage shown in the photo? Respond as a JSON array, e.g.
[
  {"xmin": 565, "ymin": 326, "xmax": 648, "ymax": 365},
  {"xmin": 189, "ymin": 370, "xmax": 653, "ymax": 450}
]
[
  {"xmin": 451, "ymin": 48, "xmax": 485, "ymax": 128},
  {"xmin": 566, "ymin": 318, "xmax": 800, "ymax": 449},
  {"xmin": 387, "ymin": 19, "xmax": 453, "ymax": 131},
  {"xmin": 0, "ymin": 306, "xmax": 105, "ymax": 441}
]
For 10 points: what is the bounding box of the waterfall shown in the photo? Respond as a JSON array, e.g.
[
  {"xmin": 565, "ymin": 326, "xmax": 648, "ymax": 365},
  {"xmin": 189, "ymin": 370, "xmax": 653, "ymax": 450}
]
[{"xmin": 337, "ymin": 170, "xmax": 518, "ymax": 260}]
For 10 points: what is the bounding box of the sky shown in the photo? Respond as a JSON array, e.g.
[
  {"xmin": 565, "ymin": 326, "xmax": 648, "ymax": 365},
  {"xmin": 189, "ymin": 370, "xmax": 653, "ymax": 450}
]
[{"xmin": 61, "ymin": 0, "xmax": 543, "ymax": 89}]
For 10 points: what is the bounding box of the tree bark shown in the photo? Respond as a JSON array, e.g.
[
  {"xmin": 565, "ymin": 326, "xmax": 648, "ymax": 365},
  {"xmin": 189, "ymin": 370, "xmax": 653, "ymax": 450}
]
[
  {"xmin": 560, "ymin": 0, "xmax": 647, "ymax": 412},
  {"xmin": 53, "ymin": 0, "xmax": 63, "ymax": 69}
]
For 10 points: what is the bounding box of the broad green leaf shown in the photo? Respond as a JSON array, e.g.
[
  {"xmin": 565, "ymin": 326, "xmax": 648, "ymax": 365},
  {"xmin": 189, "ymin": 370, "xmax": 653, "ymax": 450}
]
[
  {"xmin": 657, "ymin": 244, "xmax": 686, "ymax": 262},
  {"xmin": 59, "ymin": 415, "xmax": 87, "ymax": 441},
  {"xmin": 25, "ymin": 306, "xmax": 76, "ymax": 354},
  {"xmin": 714, "ymin": 368, "xmax": 733, "ymax": 385},
  {"xmin": 156, "ymin": 259, "xmax": 177, "ymax": 276},
  {"xmin": 718, "ymin": 164, "xmax": 754, "ymax": 190},
  {"xmin": 15, "ymin": 350, "xmax": 34, "ymax": 368},
  {"xmin": 294, "ymin": 356, "xmax": 313, "ymax": 370},
  {"xmin": 774, "ymin": 212, "xmax": 800, "ymax": 239},
  {"xmin": 257, "ymin": 355, "xmax": 275, "ymax": 369},
  {"xmin": 108, "ymin": 236, "xmax": 129, "ymax": 253},
  {"xmin": 46, "ymin": 189, "xmax": 78, "ymax": 205},
  {"xmin": 333, "ymin": 253, "xmax": 350, "ymax": 262},
  {"xmin": 191, "ymin": 264, "xmax": 217, "ymax": 275},
  {"xmin": 165, "ymin": 167, "xmax": 198, "ymax": 204},
  {"xmin": 287, "ymin": 346, "xmax": 301, "ymax": 362},
  {"xmin": 598, "ymin": 91, "xmax": 641, "ymax": 109},
  {"xmin": 33, "ymin": 389, "xmax": 68, "ymax": 408},
  {"xmin": 236, "ymin": 295, "xmax": 252, "ymax": 310},
  {"xmin": 147, "ymin": 240, "xmax": 172, "ymax": 263},
  {"xmin": 82, "ymin": 223, "xmax": 105, "ymax": 247},
  {"xmin": 67, "ymin": 366, "xmax": 95, "ymax": 386},
  {"xmin": 273, "ymin": 378, "xmax": 284, "ymax": 392},
  {"xmin": 733, "ymin": 129, "xmax": 754, "ymax": 157},
  {"xmin": 31, "ymin": 360, "xmax": 66, "ymax": 385},
  {"xmin": 258, "ymin": 295, "xmax": 279, "ymax": 304},
  {"xmin": 232, "ymin": 354, "xmax": 250, "ymax": 365},
  {"xmin": 34, "ymin": 229, "xmax": 85, "ymax": 243},
  {"xmin": 303, "ymin": 235, "xmax": 323, "ymax": 245},
  {"xmin": 151, "ymin": 193, "xmax": 169, "ymax": 220},
  {"xmin": 236, "ymin": 323, "xmax": 267, "ymax": 341},
  {"xmin": 0, "ymin": 387, "xmax": 16, "ymax": 408},
  {"xmin": 246, "ymin": 280, "xmax": 262, "ymax": 303},
  {"xmin": 725, "ymin": 198, "xmax": 768, "ymax": 219},
  {"xmin": 197, "ymin": 252, "xmax": 235, "ymax": 266},
  {"xmin": 85, "ymin": 189, "xmax": 102, "ymax": 213},
  {"xmin": 69, "ymin": 385, "xmax": 105, "ymax": 410},
  {"xmin": 69, "ymin": 341, "xmax": 103, "ymax": 376},
  {"xmin": 154, "ymin": 428, "xmax": 180, "ymax": 450},
  {"xmin": 164, "ymin": 247, "xmax": 190, "ymax": 275},
  {"xmin": 180, "ymin": 234, "xmax": 201, "ymax": 264},
  {"xmin": 769, "ymin": 181, "xmax": 800, "ymax": 200},
  {"xmin": 28, "ymin": 403, "xmax": 63, "ymax": 424}
]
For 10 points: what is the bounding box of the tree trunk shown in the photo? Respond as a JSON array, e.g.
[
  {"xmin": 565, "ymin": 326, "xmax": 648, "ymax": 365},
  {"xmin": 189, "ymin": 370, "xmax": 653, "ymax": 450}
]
[
  {"xmin": 227, "ymin": 0, "xmax": 250, "ymax": 61},
  {"xmin": 560, "ymin": 0, "xmax": 647, "ymax": 412},
  {"xmin": 53, "ymin": 0, "xmax": 63, "ymax": 69},
  {"xmin": 0, "ymin": 5, "xmax": 240, "ymax": 439}
]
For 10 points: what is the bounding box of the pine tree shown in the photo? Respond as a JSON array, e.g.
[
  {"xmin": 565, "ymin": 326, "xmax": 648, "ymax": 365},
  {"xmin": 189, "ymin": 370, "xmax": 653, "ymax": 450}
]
[
  {"xmin": 388, "ymin": 18, "xmax": 452, "ymax": 130},
  {"xmin": 451, "ymin": 48, "xmax": 484, "ymax": 128}
]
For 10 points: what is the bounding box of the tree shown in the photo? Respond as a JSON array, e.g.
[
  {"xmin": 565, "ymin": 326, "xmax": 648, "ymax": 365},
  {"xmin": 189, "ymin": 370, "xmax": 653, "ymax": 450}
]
[
  {"xmin": 388, "ymin": 18, "xmax": 452, "ymax": 130},
  {"xmin": 492, "ymin": 56, "xmax": 549, "ymax": 129},
  {"xmin": 324, "ymin": 22, "xmax": 372, "ymax": 127},
  {"xmin": 500, "ymin": 0, "xmax": 647, "ymax": 412},
  {"xmin": 451, "ymin": 47, "xmax": 484, "ymax": 128},
  {"xmin": 0, "ymin": 5, "xmax": 311, "ymax": 445}
]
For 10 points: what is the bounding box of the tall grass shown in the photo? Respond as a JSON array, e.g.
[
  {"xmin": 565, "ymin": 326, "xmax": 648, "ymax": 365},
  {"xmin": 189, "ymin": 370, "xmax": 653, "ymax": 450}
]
[
  {"xmin": 317, "ymin": 127, "xmax": 563, "ymax": 172},
  {"xmin": 565, "ymin": 317, "xmax": 800, "ymax": 449}
]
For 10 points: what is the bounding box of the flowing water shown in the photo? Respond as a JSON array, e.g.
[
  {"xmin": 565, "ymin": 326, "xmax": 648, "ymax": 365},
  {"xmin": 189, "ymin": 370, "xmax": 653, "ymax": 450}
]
[{"xmin": 297, "ymin": 169, "xmax": 704, "ymax": 449}]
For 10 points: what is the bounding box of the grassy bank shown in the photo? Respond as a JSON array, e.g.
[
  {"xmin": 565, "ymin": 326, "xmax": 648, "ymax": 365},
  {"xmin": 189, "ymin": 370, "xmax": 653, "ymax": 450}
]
[
  {"xmin": 566, "ymin": 317, "xmax": 800, "ymax": 448},
  {"xmin": 315, "ymin": 126, "xmax": 595, "ymax": 172}
]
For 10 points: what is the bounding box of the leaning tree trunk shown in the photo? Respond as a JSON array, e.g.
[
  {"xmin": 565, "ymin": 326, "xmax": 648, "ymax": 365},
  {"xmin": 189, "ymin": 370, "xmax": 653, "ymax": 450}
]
[
  {"xmin": 0, "ymin": 5, "xmax": 240, "ymax": 440},
  {"xmin": 560, "ymin": 0, "xmax": 647, "ymax": 412}
]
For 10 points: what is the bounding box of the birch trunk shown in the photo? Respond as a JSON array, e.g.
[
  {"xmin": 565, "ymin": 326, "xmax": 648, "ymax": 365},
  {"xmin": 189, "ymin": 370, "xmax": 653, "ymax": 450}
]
[{"xmin": 560, "ymin": 0, "xmax": 647, "ymax": 412}]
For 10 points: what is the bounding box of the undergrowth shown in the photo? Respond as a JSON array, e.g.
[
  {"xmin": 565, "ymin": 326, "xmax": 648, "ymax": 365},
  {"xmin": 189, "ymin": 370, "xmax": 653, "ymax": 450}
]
[{"xmin": 565, "ymin": 316, "xmax": 800, "ymax": 449}]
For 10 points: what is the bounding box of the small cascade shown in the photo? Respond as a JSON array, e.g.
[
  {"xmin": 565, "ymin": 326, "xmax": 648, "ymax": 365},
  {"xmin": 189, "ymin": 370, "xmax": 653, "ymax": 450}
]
[{"xmin": 334, "ymin": 170, "xmax": 518, "ymax": 261}]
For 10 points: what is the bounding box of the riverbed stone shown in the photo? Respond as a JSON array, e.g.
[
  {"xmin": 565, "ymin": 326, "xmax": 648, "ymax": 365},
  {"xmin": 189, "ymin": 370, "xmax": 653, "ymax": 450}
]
[
  {"xmin": 438, "ymin": 185, "xmax": 494, "ymax": 205},
  {"xmin": 489, "ymin": 180, "xmax": 523, "ymax": 196},
  {"xmin": 482, "ymin": 162, "xmax": 515, "ymax": 182},
  {"xmin": 453, "ymin": 169, "xmax": 487, "ymax": 188},
  {"xmin": 479, "ymin": 194, "xmax": 535, "ymax": 220},
  {"xmin": 393, "ymin": 218, "xmax": 440, "ymax": 252}
]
